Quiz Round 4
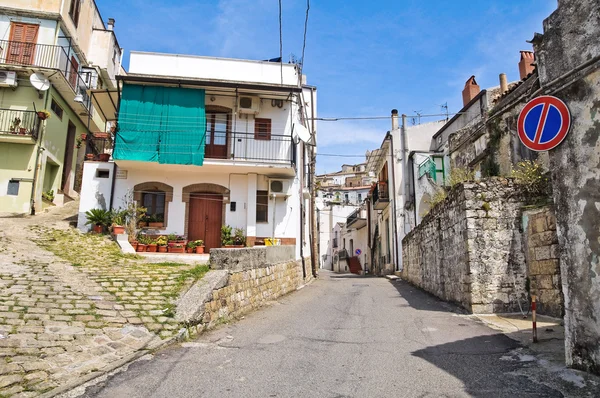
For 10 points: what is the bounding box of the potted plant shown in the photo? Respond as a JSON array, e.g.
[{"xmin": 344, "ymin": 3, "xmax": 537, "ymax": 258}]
[
  {"xmin": 147, "ymin": 238, "xmax": 158, "ymax": 253},
  {"xmin": 136, "ymin": 236, "xmax": 148, "ymax": 252},
  {"xmin": 176, "ymin": 235, "xmax": 187, "ymax": 245},
  {"xmin": 130, "ymin": 236, "xmax": 139, "ymax": 251},
  {"xmin": 10, "ymin": 117, "xmax": 21, "ymax": 133},
  {"xmin": 156, "ymin": 236, "xmax": 168, "ymax": 252},
  {"xmin": 37, "ymin": 110, "xmax": 51, "ymax": 120},
  {"xmin": 233, "ymin": 228, "xmax": 246, "ymax": 247},
  {"xmin": 167, "ymin": 233, "xmax": 178, "ymax": 247},
  {"xmin": 138, "ymin": 214, "xmax": 150, "ymax": 228},
  {"xmin": 85, "ymin": 208, "xmax": 110, "ymax": 234},
  {"xmin": 148, "ymin": 214, "xmax": 164, "ymax": 228},
  {"xmin": 19, "ymin": 127, "xmax": 27, "ymax": 135},
  {"xmin": 194, "ymin": 240, "xmax": 205, "ymax": 254},
  {"xmin": 186, "ymin": 240, "xmax": 197, "ymax": 253},
  {"xmin": 98, "ymin": 153, "xmax": 110, "ymax": 162},
  {"xmin": 110, "ymin": 209, "xmax": 127, "ymax": 235},
  {"xmin": 168, "ymin": 242, "xmax": 185, "ymax": 253},
  {"xmin": 85, "ymin": 153, "xmax": 95, "ymax": 161}
]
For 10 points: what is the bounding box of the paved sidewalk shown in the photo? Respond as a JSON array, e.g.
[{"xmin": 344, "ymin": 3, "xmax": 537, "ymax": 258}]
[{"xmin": 0, "ymin": 203, "xmax": 206, "ymax": 397}]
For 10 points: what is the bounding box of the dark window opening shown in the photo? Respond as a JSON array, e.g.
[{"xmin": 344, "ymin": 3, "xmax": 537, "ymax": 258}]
[
  {"xmin": 7, "ymin": 180, "xmax": 19, "ymax": 196},
  {"xmin": 142, "ymin": 191, "xmax": 166, "ymax": 221},
  {"xmin": 256, "ymin": 190, "xmax": 268, "ymax": 223},
  {"xmin": 50, "ymin": 99, "xmax": 63, "ymax": 120},
  {"xmin": 69, "ymin": 0, "xmax": 82, "ymax": 27},
  {"xmin": 95, "ymin": 169, "xmax": 109, "ymax": 178}
]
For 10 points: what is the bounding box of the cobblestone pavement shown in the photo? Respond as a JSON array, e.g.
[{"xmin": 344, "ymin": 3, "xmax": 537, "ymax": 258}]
[{"xmin": 0, "ymin": 202, "xmax": 208, "ymax": 397}]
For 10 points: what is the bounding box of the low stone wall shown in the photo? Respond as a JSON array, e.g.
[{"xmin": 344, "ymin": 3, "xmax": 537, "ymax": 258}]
[
  {"xmin": 202, "ymin": 259, "xmax": 309, "ymax": 325},
  {"xmin": 523, "ymin": 206, "xmax": 563, "ymax": 317},
  {"xmin": 402, "ymin": 178, "xmax": 529, "ymax": 313},
  {"xmin": 180, "ymin": 246, "xmax": 313, "ymax": 327}
]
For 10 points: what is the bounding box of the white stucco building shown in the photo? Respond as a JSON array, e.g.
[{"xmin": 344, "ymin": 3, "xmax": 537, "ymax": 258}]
[{"xmin": 77, "ymin": 52, "xmax": 317, "ymax": 260}]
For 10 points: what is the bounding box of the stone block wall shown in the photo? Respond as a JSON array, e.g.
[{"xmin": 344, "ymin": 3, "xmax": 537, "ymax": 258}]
[
  {"xmin": 523, "ymin": 206, "xmax": 563, "ymax": 318},
  {"xmin": 202, "ymin": 252, "xmax": 311, "ymax": 326},
  {"xmin": 402, "ymin": 178, "xmax": 529, "ymax": 313}
]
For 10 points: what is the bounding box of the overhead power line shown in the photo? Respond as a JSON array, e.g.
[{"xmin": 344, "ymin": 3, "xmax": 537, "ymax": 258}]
[
  {"xmin": 278, "ymin": 0, "xmax": 283, "ymax": 85},
  {"xmin": 301, "ymin": 0, "xmax": 310, "ymax": 66}
]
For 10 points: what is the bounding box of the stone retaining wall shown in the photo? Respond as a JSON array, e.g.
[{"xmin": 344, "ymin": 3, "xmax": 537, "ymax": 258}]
[
  {"xmin": 402, "ymin": 178, "xmax": 529, "ymax": 313},
  {"xmin": 202, "ymin": 259, "xmax": 310, "ymax": 325}
]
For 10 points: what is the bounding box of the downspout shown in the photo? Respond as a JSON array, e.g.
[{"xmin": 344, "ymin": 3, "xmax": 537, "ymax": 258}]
[
  {"xmin": 108, "ymin": 80, "xmax": 122, "ymax": 210},
  {"xmin": 402, "ymin": 114, "xmax": 409, "ymax": 233},
  {"xmin": 388, "ymin": 132, "xmax": 400, "ymax": 273},
  {"xmin": 299, "ymin": 140, "xmax": 307, "ymax": 279},
  {"xmin": 30, "ymin": 90, "xmax": 51, "ymax": 215},
  {"xmin": 309, "ymin": 87, "xmax": 318, "ymax": 278}
]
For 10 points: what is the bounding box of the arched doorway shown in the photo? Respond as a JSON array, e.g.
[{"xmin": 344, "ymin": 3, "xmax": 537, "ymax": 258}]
[{"xmin": 183, "ymin": 183, "xmax": 230, "ymax": 253}]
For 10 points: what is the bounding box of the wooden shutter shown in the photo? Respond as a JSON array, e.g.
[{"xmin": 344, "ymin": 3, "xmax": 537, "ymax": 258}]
[
  {"xmin": 254, "ymin": 118, "xmax": 271, "ymax": 140},
  {"xmin": 8, "ymin": 23, "xmax": 38, "ymax": 64},
  {"xmin": 69, "ymin": 56, "xmax": 79, "ymax": 89}
]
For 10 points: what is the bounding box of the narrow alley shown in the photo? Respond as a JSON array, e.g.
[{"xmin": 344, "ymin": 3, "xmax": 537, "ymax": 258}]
[{"xmin": 79, "ymin": 273, "xmax": 598, "ymax": 398}]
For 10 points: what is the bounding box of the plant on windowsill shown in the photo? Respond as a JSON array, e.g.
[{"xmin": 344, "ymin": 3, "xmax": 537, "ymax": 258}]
[
  {"xmin": 85, "ymin": 208, "xmax": 111, "ymax": 234},
  {"xmin": 156, "ymin": 235, "xmax": 168, "ymax": 253},
  {"xmin": 148, "ymin": 213, "xmax": 164, "ymax": 228}
]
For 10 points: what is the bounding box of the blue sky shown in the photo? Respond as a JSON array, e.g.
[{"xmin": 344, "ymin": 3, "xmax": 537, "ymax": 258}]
[{"xmin": 97, "ymin": 0, "xmax": 557, "ymax": 174}]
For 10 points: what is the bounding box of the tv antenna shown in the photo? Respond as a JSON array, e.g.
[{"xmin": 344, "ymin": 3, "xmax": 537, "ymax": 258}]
[
  {"xmin": 441, "ymin": 103, "xmax": 449, "ymax": 121},
  {"xmin": 413, "ymin": 110, "xmax": 422, "ymax": 125}
]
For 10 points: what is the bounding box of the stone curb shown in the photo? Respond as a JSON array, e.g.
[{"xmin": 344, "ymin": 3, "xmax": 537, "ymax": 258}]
[{"xmin": 40, "ymin": 328, "xmax": 189, "ymax": 398}]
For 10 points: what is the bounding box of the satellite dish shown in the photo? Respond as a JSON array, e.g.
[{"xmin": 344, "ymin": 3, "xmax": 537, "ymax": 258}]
[
  {"xmin": 30, "ymin": 73, "xmax": 50, "ymax": 91},
  {"xmin": 294, "ymin": 123, "xmax": 311, "ymax": 143}
]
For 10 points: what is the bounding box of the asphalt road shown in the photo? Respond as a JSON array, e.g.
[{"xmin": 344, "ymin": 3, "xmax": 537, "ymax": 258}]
[{"xmin": 80, "ymin": 272, "xmax": 598, "ymax": 398}]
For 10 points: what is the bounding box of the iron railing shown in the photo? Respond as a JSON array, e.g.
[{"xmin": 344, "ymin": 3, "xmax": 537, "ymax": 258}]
[
  {"xmin": 0, "ymin": 40, "xmax": 90, "ymax": 108},
  {"xmin": 0, "ymin": 109, "xmax": 39, "ymax": 139},
  {"xmin": 227, "ymin": 131, "xmax": 293, "ymax": 164},
  {"xmin": 372, "ymin": 181, "xmax": 389, "ymax": 203},
  {"xmin": 347, "ymin": 208, "xmax": 364, "ymax": 226},
  {"xmin": 85, "ymin": 134, "xmax": 112, "ymax": 159}
]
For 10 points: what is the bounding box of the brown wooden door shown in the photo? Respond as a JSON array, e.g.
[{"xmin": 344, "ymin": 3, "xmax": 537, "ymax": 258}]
[
  {"xmin": 8, "ymin": 23, "xmax": 39, "ymax": 65},
  {"xmin": 188, "ymin": 194, "xmax": 223, "ymax": 252},
  {"xmin": 61, "ymin": 121, "xmax": 77, "ymax": 193},
  {"xmin": 205, "ymin": 113, "xmax": 229, "ymax": 159}
]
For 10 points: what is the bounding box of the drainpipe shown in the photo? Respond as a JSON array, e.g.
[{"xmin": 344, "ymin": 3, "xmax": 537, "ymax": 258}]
[
  {"xmin": 30, "ymin": 90, "xmax": 51, "ymax": 215},
  {"xmin": 299, "ymin": 140, "xmax": 307, "ymax": 279},
  {"xmin": 309, "ymin": 87, "xmax": 318, "ymax": 278},
  {"xmin": 388, "ymin": 131, "xmax": 400, "ymax": 273}
]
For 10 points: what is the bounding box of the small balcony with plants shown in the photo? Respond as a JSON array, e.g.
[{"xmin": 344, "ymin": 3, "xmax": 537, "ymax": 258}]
[
  {"xmin": 0, "ymin": 109, "xmax": 40, "ymax": 144},
  {"xmin": 372, "ymin": 181, "xmax": 390, "ymax": 210}
]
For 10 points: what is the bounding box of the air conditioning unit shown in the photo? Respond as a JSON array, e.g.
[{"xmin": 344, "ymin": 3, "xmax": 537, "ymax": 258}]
[
  {"xmin": 269, "ymin": 179, "xmax": 291, "ymax": 197},
  {"xmin": 0, "ymin": 71, "xmax": 17, "ymax": 87},
  {"xmin": 238, "ymin": 96, "xmax": 260, "ymax": 114}
]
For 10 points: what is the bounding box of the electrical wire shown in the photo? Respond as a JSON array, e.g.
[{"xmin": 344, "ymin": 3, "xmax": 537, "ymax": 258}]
[{"xmin": 301, "ymin": 0, "xmax": 310, "ymax": 67}]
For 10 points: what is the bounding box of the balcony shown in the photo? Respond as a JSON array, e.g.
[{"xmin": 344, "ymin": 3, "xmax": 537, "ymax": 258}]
[
  {"xmin": 85, "ymin": 133, "xmax": 113, "ymax": 161},
  {"xmin": 0, "ymin": 109, "xmax": 39, "ymax": 144},
  {"xmin": 347, "ymin": 208, "xmax": 367, "ymax": 229},
  {"xmin": 372, "ymin": 181, "xmax": 390, "ymax": 210},
  {"xmin": 114, "ymin": 129, "xmax": 295, "ymax": 172},
  {"xmin": 0, "ymin": 40, "xmax": 90, "ymax": 109}
]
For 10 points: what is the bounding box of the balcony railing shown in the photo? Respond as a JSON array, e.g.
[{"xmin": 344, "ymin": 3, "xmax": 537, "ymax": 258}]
[
  {"xmin": 0, "ymin": 109, "xmax": 39, "ymax": 139},
  {"xmin": 347, "ymin": 208, "xmax": 361, "ymax": 225},
  {"xmin": 215, "ymin": 130, "xmax": 294, "ymax": 164},
  {"xmin": 0, "ymin": 40, "xmax": 90, "ymax": 107},
  {"xmin": 372, "ymin": 181, "xmax": 389, "ymax": 209},
  {"xmin": 85, "ymin": 134, "xmax": 112, "ymax": 160}
]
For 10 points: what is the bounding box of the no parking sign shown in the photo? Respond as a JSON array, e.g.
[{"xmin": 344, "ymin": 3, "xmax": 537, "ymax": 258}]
[{"xmin": 517, "ymin": 96, "xmax": 571, "ymax": 151}]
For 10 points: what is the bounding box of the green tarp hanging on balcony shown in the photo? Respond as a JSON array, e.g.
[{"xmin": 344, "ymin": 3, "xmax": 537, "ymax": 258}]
[{"xmin": 114, "ymin": 84, "xmax": 206, "ymax": 165}]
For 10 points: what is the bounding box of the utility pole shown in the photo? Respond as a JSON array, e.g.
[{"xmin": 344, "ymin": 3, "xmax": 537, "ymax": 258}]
[{"xmin": 309, "ymin": 87, "xmax": 318, "ymax": 278}]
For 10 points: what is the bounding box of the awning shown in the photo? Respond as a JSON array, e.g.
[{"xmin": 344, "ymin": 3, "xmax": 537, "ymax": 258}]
[{"xmin": 90, "ymin": 89, "xmax": 119, "ymax": 121}]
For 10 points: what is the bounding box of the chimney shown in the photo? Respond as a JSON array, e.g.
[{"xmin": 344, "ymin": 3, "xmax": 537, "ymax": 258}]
[
  {"xmin": 107, "ymin": 18, "xmax": 115, "ymax": 31},
  {"xmin": 499, "ymin": 73, "xmax": 508, "ymax": 94},
  {"xmin": 391, "ymin": 109, "xmax": 399, "ymax": 131},
  {"xmin": 462, "ymin": 76, "xmax": 480, "ymax": 107},
  {"xmin": 519, "ymin": 51, "xmax": 535, "ymax": 80}
]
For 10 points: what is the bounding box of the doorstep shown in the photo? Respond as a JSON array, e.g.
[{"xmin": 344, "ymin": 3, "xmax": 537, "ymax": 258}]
[{"xmin": 139, "ymin": 252, "xmax": 210, "ymax": 265}]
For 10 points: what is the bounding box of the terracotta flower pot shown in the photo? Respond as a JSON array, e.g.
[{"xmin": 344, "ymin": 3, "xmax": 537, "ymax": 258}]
[
  {"xmin": 149, "ymin": 222, "xmax": 164, "ymax": 228},
  {"xmin": 112, "ymin": 225, "xmax": 125, "ymax": 235},
  {"xmin": 158, "ymin": 245, "xmax": 168, "ymax": 253},
  {"xmin": 86, "ymin": 154, "xmax": 95, "ymax": 161},
  {"xmin": 98, "ymin": 153, "xmax": 110, "ymax": 162},
  {"xmin": 147, "ymin": 244, "xmax": 157, "ymax": 253},
  {"xmin": 136, "ymin": 244, "xmax": 147, "ymax": 252},
  {"xmin": 196, "ymin": 246, "xmax": 205, "ymax": 254},
  {"xmin": 37, "ymin": 112, "xmax": 48, "ymax": 120},
  {"xmin": 92, "ymin": 224, "xmax": 103, "ymax": 234},
  {"xmin": 168, "ymin": 246, "xmax": 184, "ymax": 253}
]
